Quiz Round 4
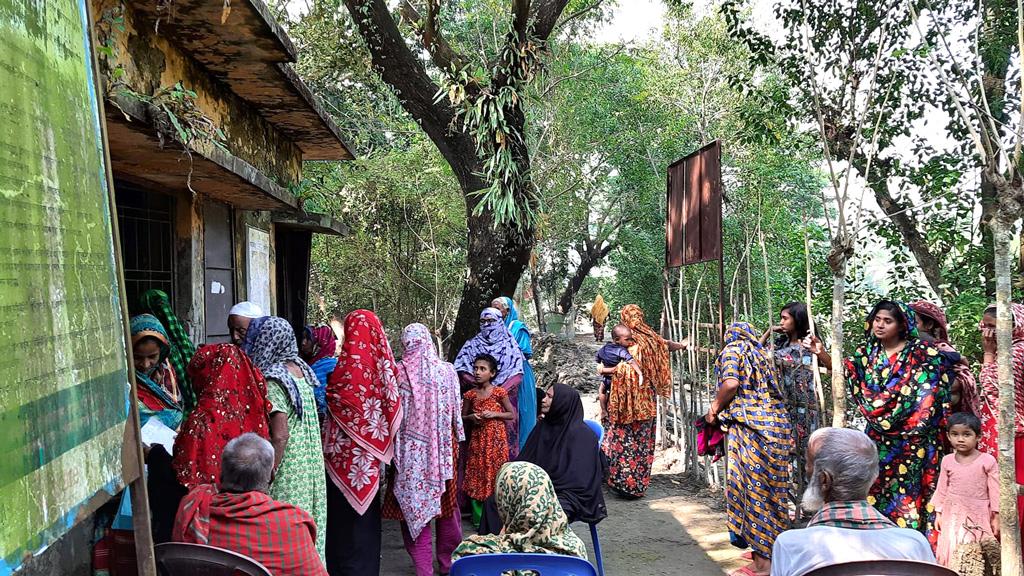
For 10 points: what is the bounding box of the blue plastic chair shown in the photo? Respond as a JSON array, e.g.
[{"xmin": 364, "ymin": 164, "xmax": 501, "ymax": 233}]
[
  {"xmin": 450, "ymin": 553, "xmax": 598, "ymax": 576},
  {"xmin": 581, "ymin": 419, "xmax": 605, "ymax": 576}
]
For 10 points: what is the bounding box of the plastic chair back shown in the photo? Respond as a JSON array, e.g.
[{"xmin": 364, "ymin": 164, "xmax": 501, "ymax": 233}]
[
  {"xmin": 154, "ymin": 542, "xmax": 272, "ymax": 576},
  {"xmin": 583, "ymin": 419, "xmax": 603, "ymax": 443},
  {"xmin": 450, "ymin": 553, "xmax": 598, "ymax": 576},
  {"xmin": 803, "ymin": 560, "xmax": 957, "ymax": 576}
]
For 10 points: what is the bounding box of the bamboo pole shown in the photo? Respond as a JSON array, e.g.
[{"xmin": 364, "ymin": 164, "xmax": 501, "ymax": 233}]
[{"xmin": 804, "ymin": 231, "xmax": 827, "ymax": 417}]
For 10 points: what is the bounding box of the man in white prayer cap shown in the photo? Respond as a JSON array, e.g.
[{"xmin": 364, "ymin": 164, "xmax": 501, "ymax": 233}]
[{"xmin": 228, "ymin": 301, "xmax": 264, "ymax": 347}]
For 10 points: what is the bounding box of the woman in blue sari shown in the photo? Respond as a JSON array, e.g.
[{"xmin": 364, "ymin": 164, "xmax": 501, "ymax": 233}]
[
  {"xmin": 492, "ymin": 297, "xmax": 538, "ymax": 449},
  {"xmin": 130, "ymin": 314, "xmax": 183, "ymax": 430}
]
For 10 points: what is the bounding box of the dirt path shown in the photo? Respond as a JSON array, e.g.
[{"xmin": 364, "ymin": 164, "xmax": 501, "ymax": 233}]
[{"xmin": 381, "ymin": 332, "xmax": 746, "ymax": 575}]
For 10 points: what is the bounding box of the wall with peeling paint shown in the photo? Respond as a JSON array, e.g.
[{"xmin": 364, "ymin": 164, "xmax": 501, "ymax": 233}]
[{"xmin": 91, "ymin": 0, "xmax": 304, "ymax": 189}]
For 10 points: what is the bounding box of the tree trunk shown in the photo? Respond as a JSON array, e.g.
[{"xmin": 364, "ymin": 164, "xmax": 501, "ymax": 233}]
[
  {"xmin": 531, "ymin": 262, "xmax": 545, "ymax": 333},
  {"xmin": 449, "ymin": 210, "xmax": 535, "ymax": 359},
  {"xmin": 555, "ymin": 244, "xmax": 613, "ymax": 314},
  {"xmin": 993, "ymin": 214, "xmax": 1023, "ymax": 576},
  {"xmin": 867, "ymin": 175, "xmax": 946, "ymax": 298},
  {"xmin": 829, "ymin": 250, "xmax": 848, "ymax": 427}
]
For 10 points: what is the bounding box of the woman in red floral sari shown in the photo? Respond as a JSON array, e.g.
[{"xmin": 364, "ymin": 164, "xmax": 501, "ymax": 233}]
[
  {"xmin": 172, "ymin": 343, "xmax": 272, "ymax": 490},
  {"xmin": 323, "ymin": 310, "xmax": 403, "ymax": 575}
]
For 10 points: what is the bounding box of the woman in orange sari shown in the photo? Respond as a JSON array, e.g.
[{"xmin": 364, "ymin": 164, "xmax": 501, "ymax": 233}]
[{"xmin": 602, "ymin": 304, "xmax": 686, "ymax": 498}]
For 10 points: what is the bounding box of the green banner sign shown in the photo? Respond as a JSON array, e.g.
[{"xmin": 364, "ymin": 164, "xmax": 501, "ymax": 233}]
[{"xmin": 0, "ymin": 1, "xmax": 130, "ymax": 573}]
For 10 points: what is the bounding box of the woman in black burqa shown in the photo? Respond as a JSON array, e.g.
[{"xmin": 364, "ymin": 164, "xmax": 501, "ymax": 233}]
[{"xmin": 479, "ymin": 383, "xmax": 607, "ymax": 533}]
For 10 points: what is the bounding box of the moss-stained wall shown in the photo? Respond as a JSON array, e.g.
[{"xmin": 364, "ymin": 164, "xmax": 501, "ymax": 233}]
[{"xmin": 91, "ymin": 0, "xmax": 303, "ymax": 188}]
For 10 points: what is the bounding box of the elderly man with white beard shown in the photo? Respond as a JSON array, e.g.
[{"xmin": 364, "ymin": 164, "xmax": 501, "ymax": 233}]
[{"xmin": 770, "ymin": 427, "xmax": 936, "ymax": 576}]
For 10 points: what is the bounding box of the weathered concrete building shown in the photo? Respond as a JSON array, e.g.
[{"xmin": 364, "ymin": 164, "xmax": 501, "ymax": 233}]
[
  {"xmin": 95, "ymin": 0, "xmax": 348, "ymax": 339},
  {"xmin": 6, "ymin": 1, "xmax": 350, "ymax": 574}
]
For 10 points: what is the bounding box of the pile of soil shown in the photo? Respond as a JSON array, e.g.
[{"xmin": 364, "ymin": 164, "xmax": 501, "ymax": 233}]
[{"xmin": 531, "ymin": 333, "xmax": 602, "ymax": 393}]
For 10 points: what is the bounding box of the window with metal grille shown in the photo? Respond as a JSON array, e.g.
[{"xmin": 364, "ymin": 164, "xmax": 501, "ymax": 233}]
[{"xmin": 115, "ymin": 181, "xmax": 175, "ymax": 316}]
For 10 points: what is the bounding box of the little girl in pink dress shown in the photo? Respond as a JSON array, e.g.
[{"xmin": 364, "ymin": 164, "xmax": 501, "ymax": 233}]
[{"xmin": 930, "ymin": 412, "xmax": 1000, "ymax": 566}]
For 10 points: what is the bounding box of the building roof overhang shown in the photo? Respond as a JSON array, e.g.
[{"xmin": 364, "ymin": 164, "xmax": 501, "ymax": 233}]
[{"xmin": 126, "ymin": 0, "xmax": 355, "ymax": 161}]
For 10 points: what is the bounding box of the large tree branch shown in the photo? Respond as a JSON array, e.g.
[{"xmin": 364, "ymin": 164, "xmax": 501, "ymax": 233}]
[
  {"xmin": 399, "ymin": 1, "xmax": 472, "ymax": 75},
  {"xmin": 531, "ymin": 0, "xmax": 571, "ymax": 42},
  {"xmin": 342, "ymin": 0, "xmax": 485, "ymax": 192}
]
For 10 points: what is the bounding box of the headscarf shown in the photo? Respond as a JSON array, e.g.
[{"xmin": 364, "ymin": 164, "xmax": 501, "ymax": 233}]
[
  {"xmin": 392, "ymin": 323, "xmax": 465, "ymax": 539},
  {"xmin": 141, "ymin": 289, "xmax": 197, "ymax": 413},
  {"xmin": 453, "ymin": 308, "xmax": 525, "ymax": 387},
  {"xmin": 228, "ymin": 301, "xmax": 264, "ymax": 318},
  {"xmin": 846, "ymin": 301, "xmax": 954, "ymax": 435},
  {"xmin": 453, "ymin": 462, "xmax": 587, "ymax": 560},
  {"xmin": 980, "ymin": 302, "xmax": 1024, "ymax": 343},
  {"xmin": 172, "ymin": 344, "xmax": 272, "ymax": 490},
  {"xmin": 246, "ymin": 316, "xmax": 317, "ymax": 420},
  {"xmin": 909, "ymin": 299, "xmax": 977, "ymax": 414},
  {"xmin": 715, "ymin": 322, "xmax": 790, "ymax": 442},
  {"xmin": 620, "ymin": 304, "xmax": 672, "ymax": 397},
  {"xmin": 305, "ymin": 325, "xmax": 338, "ymax": 365},
  {"xmin": 500, "ymin": 297, "xmax": 532, "ymax": 357},
  {"xmin": 323, "ymin": 310, "xmax": 403, "ymax": 514},
  {"xmin": 130, "ymin": 314, "xmax": 182, "ymax": 430},
  {"xmin": 908, "ymin": 300, "xmax": 949, "ymax": 342},
  {"xmin": 518, "ymin": 384, "xmax": 607, "ymax": 524},
  {"xmin": 591, "ymin": 295, "xmax": 609, "ymax": 325}
]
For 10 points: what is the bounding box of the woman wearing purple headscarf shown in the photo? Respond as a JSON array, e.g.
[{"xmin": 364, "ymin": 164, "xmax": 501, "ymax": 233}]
[{"xmin": 454, "ymin": 307, "xmax": 525, "ymax": 458}]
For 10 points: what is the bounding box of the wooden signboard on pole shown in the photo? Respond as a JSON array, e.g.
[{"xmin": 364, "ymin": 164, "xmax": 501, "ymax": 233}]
[{"xmin": 666, "ymin": 140, "xmax": 725, "ymax": 333}]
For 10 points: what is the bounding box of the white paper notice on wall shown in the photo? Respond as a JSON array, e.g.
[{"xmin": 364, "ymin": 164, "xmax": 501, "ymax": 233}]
[
  {"xmin": 247, "ymin": 226, "xmax": 271, "ymax": 314},
  {"xmin": 210, "ymin": 281, "xmax": 226, "ymax": 294}
]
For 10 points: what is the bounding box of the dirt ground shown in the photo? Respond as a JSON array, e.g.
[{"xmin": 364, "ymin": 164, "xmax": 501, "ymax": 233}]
[{"xmin": 380, "ymin": 340, "xmax": 747, "ymax": 576}]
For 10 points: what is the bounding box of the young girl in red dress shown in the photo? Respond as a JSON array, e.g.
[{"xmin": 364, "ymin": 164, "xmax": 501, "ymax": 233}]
[{"xmin": 462, "ymin": 353, "xmax": 515, "ymax": 525}]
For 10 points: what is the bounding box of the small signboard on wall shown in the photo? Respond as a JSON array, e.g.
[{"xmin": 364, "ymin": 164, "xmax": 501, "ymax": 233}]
[{"xmin": 247, "ymin": 227, "xmax": 272, "ymax": 315}]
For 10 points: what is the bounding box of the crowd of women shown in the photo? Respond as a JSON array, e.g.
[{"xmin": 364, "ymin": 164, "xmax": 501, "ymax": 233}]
[
  {"xmin": 95, "ymin": 287, "xmax": 1024, "ymax": 576},
  {"xmin": 98, "ymin": 291, "xmax": 603, "ymax": 576},
  {"xmin": 707, "ymin": 298, "xmax": 1024, "ymax": 576}
]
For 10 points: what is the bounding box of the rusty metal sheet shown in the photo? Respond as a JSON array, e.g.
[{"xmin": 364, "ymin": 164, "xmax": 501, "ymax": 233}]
[{"xmin": 665, "ymin": 141, "xmax": 722, "ymax": 267}]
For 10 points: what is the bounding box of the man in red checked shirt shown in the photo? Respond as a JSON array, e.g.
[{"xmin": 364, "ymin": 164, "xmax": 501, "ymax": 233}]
[{"xmin": 173, "ymin": 433, "xmax": 327, "ymax": 575}]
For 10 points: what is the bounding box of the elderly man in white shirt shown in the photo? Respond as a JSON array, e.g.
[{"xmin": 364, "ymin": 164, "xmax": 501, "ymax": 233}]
[{"xmin": 770, "ymin": 427, "xmax": 935, "ymax": 576}]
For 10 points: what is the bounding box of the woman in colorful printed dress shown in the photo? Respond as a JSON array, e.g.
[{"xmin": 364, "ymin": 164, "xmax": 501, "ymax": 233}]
[
  {"xmin": 172, "ymin": 343, "xmax": 271, "ymax": 490},
  {"xmin": 454, "ymin": 307, "xmax": 525, "ymax": 458},
  {"xmin": 845, "ymin": 300, "xmax": 955, "ymax": 545},
  {"xmin": 976, "ymin": 301, "xmax": 1024, "ymax": 553},
  {"xmin": 382, "ymin": 323, "xmax": 465, "ymax": 576},
  {"xmin": 604, "ymin": 304, "xmax": 686, "ymax": 499},
  {"xmin": 705, "ymin": 322, "xmax": 792, "ymax": 576},
  {"xmin": 492, "ymin": 296, "xmax": 538, "ymax": 449},
  {"xmin": 246, "ymin": 316, "xmax": 327, "ymax": 562},
  {"xmin": 300, "ymin": 324, "xmax": 339, "ymax": 419},
  {"xmin": 453, "ymin": 462, "xmax": 587, "ymax": 561},
  {"xmin": 760, "ymin": 302, "xmax": 829, "ymax": 505},
  {"xmin": 323, "ymin": 310, "xmax": 402, "ymax": 576}
]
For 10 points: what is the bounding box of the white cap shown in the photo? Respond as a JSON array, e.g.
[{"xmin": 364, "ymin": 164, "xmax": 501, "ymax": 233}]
[{"xmin": 228, "ymin": 301, "xmax": 264, "ymax": 319}]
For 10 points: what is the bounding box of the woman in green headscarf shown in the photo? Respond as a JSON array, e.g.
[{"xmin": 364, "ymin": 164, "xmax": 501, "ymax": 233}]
[
  {"xmin": 453, "ymin": 462, "xmax": 587, "ymax": 561},
  {"xmin": 130, "ymin": 314, "xmax": 183, "ymax": 431}
]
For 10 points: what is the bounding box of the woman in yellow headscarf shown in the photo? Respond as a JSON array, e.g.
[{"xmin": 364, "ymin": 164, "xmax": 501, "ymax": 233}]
[{"xmin": 590, "ymin": 295, "xmax": 610, "ymax": 342}]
